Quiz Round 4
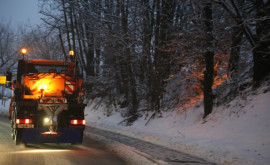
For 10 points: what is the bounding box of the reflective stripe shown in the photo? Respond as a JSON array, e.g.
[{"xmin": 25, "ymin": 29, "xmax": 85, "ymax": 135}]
[
  {"xmin": 65, "ymin": 81, "xmax": 75, "ymax": 94},
  {"xmin": 31, "ymin": 81, "xmax": 38, "ymax": 93}
]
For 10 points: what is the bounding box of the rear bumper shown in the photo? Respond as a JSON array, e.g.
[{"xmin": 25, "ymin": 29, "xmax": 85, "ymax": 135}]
[{"xmin": 21, "ymin": 128, "xmax": 83, "ymax": 144}]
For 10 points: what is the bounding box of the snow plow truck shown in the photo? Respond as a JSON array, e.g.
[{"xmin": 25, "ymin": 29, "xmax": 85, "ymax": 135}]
[{"xmin": 8, "ymin": 51, "xmax": 86, "ymax": 145}]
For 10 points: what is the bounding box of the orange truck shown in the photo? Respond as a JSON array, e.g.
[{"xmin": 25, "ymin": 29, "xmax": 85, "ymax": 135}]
[{"xmin": 9, "ymin": 58, "xmax": 86, "ymax": 145}]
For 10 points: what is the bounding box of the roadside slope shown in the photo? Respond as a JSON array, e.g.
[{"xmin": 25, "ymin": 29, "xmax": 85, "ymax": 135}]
[{"xmin": 84, "ymin": 87, "xmax": 270, "ymax": 165}]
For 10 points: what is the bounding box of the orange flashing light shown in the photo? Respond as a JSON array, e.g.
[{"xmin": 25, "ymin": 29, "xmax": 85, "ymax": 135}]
[
  {"xmin": 21, "ymin": 48, "xmax": 27, "ymax": 55},
  {"xmin": 69, "ymin": 50, "xmax": 74, "ymax": 56}
]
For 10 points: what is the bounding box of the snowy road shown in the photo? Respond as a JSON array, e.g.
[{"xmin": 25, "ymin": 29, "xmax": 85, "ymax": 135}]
[
  {"xmin": 0, "ymin": 114, "xmax": 216, "ymax": 165},
  {"xmin": 0, "ymin": 116, "xmax": 125, "ymax": 165},
  {"xmin": 87, "ymin": 126, "xmax": 216, "ymax": 165}
]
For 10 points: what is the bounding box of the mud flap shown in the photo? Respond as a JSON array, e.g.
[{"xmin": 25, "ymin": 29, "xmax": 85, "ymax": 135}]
[{"xmin": 21, "ymin": 128, "xmax": 82, "ymax": 144}]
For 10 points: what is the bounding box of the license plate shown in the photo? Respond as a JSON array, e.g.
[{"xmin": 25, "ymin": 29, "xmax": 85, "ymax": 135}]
[
  {"xmin": 40, "ymin": 98, "xmax": 67, "ymax": 103},
  {"xmin": 17, "ymin": 124, "xmax": 34, "ymax": 128}
]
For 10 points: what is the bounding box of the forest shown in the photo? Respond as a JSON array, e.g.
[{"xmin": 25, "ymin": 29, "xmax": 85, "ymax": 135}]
[{"xmin": 1, "ymin": 0, "xmax": 270, "ymax": 125}]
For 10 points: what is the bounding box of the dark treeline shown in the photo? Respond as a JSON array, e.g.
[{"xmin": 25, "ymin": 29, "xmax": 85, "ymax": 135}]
[{"xmin": 33, "ymin": 0, "xmax": 270, "ymax": 124}]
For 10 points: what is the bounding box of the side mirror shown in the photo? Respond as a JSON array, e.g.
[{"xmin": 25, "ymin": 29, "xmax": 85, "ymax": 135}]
[{"xmin": 6, "ymin": 72, "xmax": 12, "ymax": 82}]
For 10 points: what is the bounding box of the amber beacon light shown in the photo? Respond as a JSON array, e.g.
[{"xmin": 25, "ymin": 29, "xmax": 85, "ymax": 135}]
[
  {"xmin": 69, "ymin": 50, "xmax": 74, "ymax": 56},
  {"xmin": 20, "ymin": 48, "xmax": 28, "ymax": 60}
]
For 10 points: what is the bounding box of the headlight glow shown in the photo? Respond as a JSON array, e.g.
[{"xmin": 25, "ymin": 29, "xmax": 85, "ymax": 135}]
[{"xmin": 44, "ymin": 117, "xmax": 50, "ymax": 123}]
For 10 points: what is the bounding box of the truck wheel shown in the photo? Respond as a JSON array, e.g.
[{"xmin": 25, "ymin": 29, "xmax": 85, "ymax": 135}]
[
  {"xmin": 14, "ymin": 129, "xmax": 22, "ymax": 145},
  {"xmin": 11, "ymin": 121, "xmax": 15, "ymax": 140},
  {"xmin": 11, "ymin": 110, "xmax": 16, "ymax": 140}
]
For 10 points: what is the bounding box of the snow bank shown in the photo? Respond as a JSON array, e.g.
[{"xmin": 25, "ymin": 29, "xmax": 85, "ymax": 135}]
[{"xmin": 85, "ymin": 88, "xmax": 270, "ymax": 165}]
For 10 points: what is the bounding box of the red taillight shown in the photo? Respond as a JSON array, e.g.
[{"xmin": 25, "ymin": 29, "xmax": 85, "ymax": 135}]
[
  {"xmin": 16, "ymin": 118, "xmax": 33, "ymax": 124},
  {"xmin": 70, "ymin": 119, "xmax": 85, "ymax": 125},
  {"xmin": 25, "ymin": 119, "xmax": 30, "ymax": 124},
  {"xmin": 71, "ymin": 120, "xmax": 78, "ymax": 125}
]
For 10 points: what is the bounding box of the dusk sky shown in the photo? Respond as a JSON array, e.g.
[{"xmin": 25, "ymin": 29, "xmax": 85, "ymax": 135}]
[{"xmin": 0, "ymin": 0, "xmax": 42, "ymax": 28}]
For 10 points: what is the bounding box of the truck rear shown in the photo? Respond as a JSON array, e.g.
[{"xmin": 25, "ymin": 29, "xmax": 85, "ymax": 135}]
[{"xmin": 10, "ymin": 59, "xmax": 86, "ymax": 145}]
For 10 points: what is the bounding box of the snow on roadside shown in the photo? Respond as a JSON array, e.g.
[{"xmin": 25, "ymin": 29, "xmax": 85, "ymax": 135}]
[
  {"xmin": 0, "ymin": 87, "xmax": 269, "ymax": 165},
  {"xmin": 85, "ymin": 88, "xmax": 270, "ymax": 165},
  {"xmin": 0, "ymin": 98, "xmax": 10, "ymax": 117}
]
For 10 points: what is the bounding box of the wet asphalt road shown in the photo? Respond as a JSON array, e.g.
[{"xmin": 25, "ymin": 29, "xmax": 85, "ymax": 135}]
[
  {"xmin": 0, "ymin": 114, "xmax": 216, "ymax": 165},
  {"xmin": 88, "ymin": 126, "xmax": 216, "ymax": 165},
  {"xmin": 0, "ymin": 116, "xmax": 126, "ymax": 165}
]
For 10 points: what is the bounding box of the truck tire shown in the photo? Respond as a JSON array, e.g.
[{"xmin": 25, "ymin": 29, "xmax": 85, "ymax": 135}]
[
  {"xmin": 11, "ymin": 120, "xmax": 15, "ymax": 140},
  {"xmin": 12, "ymin": 105, "xmax": 22, "ymax": 145},
  {"xmin": 14, "ymin": 129, "xmax": 22, "ymax": 145},
  {"xmin": 11, "ymin": 109, "xmax": 17, "ymax": 140}
]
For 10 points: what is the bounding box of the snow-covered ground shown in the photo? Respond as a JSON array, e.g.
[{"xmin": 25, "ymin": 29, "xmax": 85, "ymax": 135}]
[
  {"xmin": 0, "ymin": 98, "xmax": 10, "ymax": 117},
  {"xmin": 0, "ymin": 86, "xmax": 11, "ymax": 117},
  {"xmin": 1, "ymin": 85, "xmax": 269, "ymax": 165},
  {"xmin": 84, "ymin": 86, "xmax": 270, "ymax": 165}
]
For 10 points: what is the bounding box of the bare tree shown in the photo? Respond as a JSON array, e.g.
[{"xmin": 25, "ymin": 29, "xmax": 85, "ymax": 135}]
[
  {"xmin": 20, "ymin": 27, "xmax": 65, "ymax": 60},
  {"xmin": 253, "ymin": 0, "xmax": 270, "ymax": 86},
  {"xmin": 0, "ymin": 23, "xmax": 18, "ymax": 73},
  {"xmin": 202, "ymin": 1, "xmax": 215, "ymax": 118},
  {"xmin": 37, "ymin": 0, "xmax": 264, "ymax": 122},
  {"xmin": 214, "ymin": 0, "xmax": 270, "ymax": 87}
]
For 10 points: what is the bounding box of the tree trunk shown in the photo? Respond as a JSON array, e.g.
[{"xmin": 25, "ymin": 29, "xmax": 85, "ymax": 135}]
[
  {"xmin": 58, "ymin": 28, "xmax": 67, "ymax": 60},
  {"xmin": 61, "ymin": 0, "xmax": 71, "ymax": 52},
  {"xmin": 84, "ymin": 22, "xmax": 95, "ymax": 77},
  {"xmin": 73, "ymin": 6, "xmax": 87, "ymax": 74},
  {"xmin": 152, "ymin": 0, "xmax": 161, "ymax": 110},
  {"xmin": 120, "ymin": 0, "xmax": 138, "ymax": 123},
  {"xmin": 141, "ymin": 0, "xmax": 155, "ymax": 110},
  {"xmin": 253, "ymin": 0, "xmax": 270, "ymax": 87},
  {"xmin": 68, "ymin": 2, "xmax": 76, "ymax": 62},
  {"xmin": 203, "ymin": 2, "xmax": 214, "ymax": 118},
  {"xmin": 228, "ymin": 19, "xmax": 243, "ymax": 87}
]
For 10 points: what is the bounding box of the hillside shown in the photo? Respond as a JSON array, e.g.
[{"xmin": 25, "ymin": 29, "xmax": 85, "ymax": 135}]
[{"xmin": 84, "ymin": 84, "xmax": 270, "ymax": 165}]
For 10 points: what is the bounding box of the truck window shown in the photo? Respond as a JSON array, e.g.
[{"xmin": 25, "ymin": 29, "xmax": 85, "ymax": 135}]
[{"xmin": 33, "ymin": 65, "xmax": 67, "ymax": 73}]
